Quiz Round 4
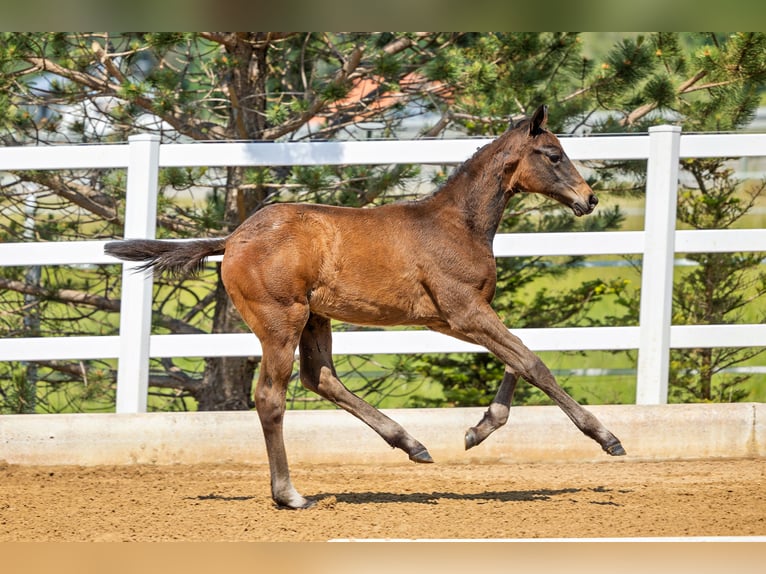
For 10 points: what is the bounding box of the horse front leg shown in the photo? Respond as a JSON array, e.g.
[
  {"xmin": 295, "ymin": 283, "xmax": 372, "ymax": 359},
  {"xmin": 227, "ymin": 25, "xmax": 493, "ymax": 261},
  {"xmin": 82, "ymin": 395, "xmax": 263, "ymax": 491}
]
[
  {"xmin": 523, "ymin": 357, "xmax": 626, "ymax": 455},
  {"xmin": 464, "ymin": 368, "xmax": 518, "ymax": 450},
  {"xmin": 443, "ymin": 301, "xmax": 626, "ymax": 457},
  {"xmin": 299, "ymin": 314, "xmax": 433, "ymax": 463}
]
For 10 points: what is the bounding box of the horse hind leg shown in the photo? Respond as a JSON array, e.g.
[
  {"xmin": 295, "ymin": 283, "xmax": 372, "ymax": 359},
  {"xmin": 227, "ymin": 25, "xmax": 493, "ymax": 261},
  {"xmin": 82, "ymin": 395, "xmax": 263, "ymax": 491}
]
[
  {"xmin": 255, "ymin": 340, "xmax": 315, "ymax": 509},
  {"xmin": 222, "ymin": 255, "xmax": 316, "ymax": 508},
  {"xmin": 464, "ymin": 368, "xmax": 518, "ymax": 450},
  {"xmin": 299, "ymin": 314, "xmax": 433, "ymax": 463}
]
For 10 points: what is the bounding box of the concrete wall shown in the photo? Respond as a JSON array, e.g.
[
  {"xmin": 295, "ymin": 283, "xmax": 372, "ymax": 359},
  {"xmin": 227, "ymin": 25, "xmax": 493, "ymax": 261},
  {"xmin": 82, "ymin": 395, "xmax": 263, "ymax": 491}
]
[{"xmin": 0, "ymin": 403, "xmax": 763, "ymax": 467}]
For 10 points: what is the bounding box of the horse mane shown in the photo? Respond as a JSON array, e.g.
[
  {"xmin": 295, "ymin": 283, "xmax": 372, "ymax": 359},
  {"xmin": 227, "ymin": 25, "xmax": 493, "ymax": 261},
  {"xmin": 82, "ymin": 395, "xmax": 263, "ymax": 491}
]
[{"xmin": 433, "ymin": 127, "xmax": 517, "ymax": 197}]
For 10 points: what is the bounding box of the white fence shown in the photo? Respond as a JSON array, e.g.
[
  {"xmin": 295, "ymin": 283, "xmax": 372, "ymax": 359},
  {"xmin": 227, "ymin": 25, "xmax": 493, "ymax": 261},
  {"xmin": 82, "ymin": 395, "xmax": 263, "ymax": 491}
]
[{"xmin": 1, "ymin": 128, "xmax": 766, "ymax": 412}]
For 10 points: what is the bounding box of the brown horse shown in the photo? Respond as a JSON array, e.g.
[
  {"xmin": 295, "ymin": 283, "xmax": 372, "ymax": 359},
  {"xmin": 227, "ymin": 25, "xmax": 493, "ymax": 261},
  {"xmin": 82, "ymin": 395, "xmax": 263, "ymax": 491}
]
[{"xmin": 106, "ymin": 105, "xmax": 625, "ymax": 509}]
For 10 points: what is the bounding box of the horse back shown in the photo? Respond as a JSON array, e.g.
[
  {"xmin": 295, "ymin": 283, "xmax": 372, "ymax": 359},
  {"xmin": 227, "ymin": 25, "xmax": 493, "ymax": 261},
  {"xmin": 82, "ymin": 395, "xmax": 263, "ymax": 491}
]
[{"xmin": 221, "ymin": 202, "xmax": 456, "ymax": 326}]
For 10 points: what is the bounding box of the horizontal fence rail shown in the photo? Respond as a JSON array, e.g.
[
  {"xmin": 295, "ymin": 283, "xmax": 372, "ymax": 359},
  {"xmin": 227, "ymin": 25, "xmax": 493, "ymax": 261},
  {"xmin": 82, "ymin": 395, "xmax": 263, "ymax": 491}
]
[
  {"xmin": 4, "ymin": 325, "xmax": 766, "ymax": 362},
  {"xmin": 1, "ymin": 129, "xmax": 766, "ymax": 411}
]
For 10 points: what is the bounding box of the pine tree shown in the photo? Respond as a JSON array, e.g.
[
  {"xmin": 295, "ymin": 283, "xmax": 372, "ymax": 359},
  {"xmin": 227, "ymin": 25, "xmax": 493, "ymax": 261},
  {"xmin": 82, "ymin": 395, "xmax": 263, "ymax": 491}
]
[
  {"xmin": 406, "ymin": 32, "xmax": 766, "ymax": 407},
  {"xmin": 2, "ymin": 32, "xmax": 765, "ymax": 412}
]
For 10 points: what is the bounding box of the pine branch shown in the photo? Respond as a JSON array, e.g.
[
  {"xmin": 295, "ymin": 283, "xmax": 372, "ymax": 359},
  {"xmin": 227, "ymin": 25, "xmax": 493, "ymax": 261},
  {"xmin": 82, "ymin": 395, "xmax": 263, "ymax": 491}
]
[
  {"xmin": 24, "ymin": 51, "xmax": 224, "ymax": 141},
  {"xmin": 20, "ymin": 171, "xmax": 118, "ymax": 222},
  {"xmin": 262, "ymin": 44, "xmax": 365, "ymax": 141},
  {"xmin": 677, "ymin": 69, "xmax": 708, "ymax": 93},
  {"xmin": 32, "ymin": 360, "xmax": 203, "ymax": 393},
  {"xmin": 620, "ymin": 70, "xmax": 708, "ymax": 126},
  {"xmin": 382, "ymin": 32, "xmax": 433, "ymax": 56},
  {"xmin": 13, "ymin": 171, "xmax": 201, "ymax": 235},
  {"xmin": 0, "ymin": 278, "xmax": 204, "ymax": 335}
]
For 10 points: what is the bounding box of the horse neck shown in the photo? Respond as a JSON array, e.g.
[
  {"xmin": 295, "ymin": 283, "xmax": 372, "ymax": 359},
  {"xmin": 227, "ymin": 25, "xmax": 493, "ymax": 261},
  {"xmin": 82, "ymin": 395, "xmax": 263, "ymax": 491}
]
[{"xmin": 431, "ymin": 135, "xmax": 512, "ymax": 245}]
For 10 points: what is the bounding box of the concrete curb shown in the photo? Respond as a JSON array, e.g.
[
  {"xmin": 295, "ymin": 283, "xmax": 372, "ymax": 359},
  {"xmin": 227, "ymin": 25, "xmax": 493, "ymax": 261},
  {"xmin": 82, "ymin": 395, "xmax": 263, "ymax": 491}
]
[{"xmin": 0, "ymin": 403, "xmax": 763, "ymax": 466}]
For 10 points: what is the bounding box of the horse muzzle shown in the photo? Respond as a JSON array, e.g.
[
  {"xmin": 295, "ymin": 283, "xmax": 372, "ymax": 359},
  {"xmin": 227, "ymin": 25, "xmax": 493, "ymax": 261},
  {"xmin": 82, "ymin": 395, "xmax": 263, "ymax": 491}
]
[{"xmin": 572, "ymin": 192, "xmax": 598, "ymax": 217}]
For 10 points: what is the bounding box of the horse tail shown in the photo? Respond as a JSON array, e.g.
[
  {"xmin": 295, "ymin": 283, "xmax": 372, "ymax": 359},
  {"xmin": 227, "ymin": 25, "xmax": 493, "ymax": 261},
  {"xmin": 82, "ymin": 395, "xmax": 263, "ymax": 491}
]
[{"xmin": 104, "ymin": 238, "xmax": 227, "ymax": 277}]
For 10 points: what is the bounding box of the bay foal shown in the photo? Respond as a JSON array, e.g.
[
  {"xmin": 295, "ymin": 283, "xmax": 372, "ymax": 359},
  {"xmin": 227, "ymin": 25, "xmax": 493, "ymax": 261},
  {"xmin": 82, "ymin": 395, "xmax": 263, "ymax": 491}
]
[{"xmin": 106, "ymin": 105, "xmax": 625, "ymax": 509}]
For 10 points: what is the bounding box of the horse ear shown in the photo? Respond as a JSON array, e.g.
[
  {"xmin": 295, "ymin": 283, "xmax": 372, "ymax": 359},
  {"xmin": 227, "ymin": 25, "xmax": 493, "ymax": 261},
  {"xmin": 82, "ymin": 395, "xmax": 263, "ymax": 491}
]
[{"xmin": 530, "ymin": 104, "xmax": 548, "ymax": 135}]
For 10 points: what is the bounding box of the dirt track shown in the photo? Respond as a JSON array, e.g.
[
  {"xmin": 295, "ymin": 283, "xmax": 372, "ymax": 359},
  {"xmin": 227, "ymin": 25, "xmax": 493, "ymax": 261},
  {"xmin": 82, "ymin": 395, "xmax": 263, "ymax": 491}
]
[{"xmin": 1, "ymin": 458, "xmax": 764, "ymax": 541}]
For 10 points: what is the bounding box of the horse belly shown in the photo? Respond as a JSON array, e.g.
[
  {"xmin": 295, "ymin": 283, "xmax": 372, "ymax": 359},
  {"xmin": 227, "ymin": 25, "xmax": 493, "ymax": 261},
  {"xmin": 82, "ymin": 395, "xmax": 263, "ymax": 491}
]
[{"xmin": 308, "ymin": 278, "xmax": 439, "ymax": 327}]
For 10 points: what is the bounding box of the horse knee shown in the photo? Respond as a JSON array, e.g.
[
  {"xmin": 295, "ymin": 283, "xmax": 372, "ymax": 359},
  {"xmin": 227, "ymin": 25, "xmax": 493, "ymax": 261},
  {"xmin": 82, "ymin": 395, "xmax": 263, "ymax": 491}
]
[{"xmin": 515, "ymin": 353, "xmax": 549, "ymax": 383}]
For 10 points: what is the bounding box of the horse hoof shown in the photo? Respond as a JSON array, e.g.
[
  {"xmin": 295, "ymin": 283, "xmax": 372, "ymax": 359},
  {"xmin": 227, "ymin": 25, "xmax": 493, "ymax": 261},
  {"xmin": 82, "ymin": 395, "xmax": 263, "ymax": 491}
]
[
  {"xmin": 276, "ymin": 497, "xmax": 316, "ymax": 510},
  {"xmin": 410, "ymin": 448, "xmax": 434, "ymax": 464},
  {"xmin": 464, "ymin": 428, "xmax": 478, "ymax": 450},
  {"xmin": 299, "ymin": 498, "xmax": 317, "ymax": 509},
  {"xmin": 605, "ymin": 441, "xmax": 626, "ymax": 456}
]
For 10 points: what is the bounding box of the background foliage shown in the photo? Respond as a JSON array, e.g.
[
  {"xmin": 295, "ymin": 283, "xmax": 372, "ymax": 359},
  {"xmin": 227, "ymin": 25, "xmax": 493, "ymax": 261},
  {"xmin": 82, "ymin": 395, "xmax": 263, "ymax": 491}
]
[{"xmin": 1, "ymin": 32, "xmax": 765, "ymax": 413}]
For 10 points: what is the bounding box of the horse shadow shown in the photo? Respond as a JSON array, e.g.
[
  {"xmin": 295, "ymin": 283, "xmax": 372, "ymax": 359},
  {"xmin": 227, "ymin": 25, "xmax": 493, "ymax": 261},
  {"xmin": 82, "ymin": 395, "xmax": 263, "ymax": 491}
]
[
  {"xmin": 312, "ymin": 487, "xmax": 584, "ymax": 505},
  {"xmin": 191, "ymin": 486, "xmax": 625, "ymax": 506}
]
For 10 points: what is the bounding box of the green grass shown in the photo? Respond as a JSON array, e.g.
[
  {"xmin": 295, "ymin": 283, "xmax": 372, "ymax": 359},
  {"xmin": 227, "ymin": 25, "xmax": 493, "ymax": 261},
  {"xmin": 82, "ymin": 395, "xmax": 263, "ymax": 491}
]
[{"xmin": 748, "ymin": 376, "xmax": 766, "ymax": 402}]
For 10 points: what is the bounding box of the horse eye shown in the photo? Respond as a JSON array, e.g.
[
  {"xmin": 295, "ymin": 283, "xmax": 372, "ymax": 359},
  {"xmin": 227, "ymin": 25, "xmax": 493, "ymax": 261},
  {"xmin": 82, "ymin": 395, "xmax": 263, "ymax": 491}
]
[{"xmin": 547, "ymin": 152, "xmax": 561, "ymax": 164}]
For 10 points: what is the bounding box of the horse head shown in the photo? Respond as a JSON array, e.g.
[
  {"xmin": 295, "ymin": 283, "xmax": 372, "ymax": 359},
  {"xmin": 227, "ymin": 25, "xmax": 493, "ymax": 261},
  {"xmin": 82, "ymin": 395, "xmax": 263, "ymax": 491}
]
[{"xmin": 501, "ymin": 105, "xmax": 598, "ymax": 217}]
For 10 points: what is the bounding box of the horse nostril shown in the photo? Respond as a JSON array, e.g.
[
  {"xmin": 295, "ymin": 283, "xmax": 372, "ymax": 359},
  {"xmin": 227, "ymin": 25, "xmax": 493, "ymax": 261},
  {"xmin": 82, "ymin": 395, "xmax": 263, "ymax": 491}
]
[{"xmin": 589, "ymin": 194, "xmax": 598, "ymax": 206}]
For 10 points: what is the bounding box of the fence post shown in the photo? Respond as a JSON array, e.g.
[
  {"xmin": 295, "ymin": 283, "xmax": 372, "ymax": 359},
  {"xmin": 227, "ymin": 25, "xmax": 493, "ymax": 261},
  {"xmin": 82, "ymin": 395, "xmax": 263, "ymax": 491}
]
[
  {"xmin": 635, "ymin": 125, "xmax": 681, "ymax": 404},
  {"xmin": 115, "ymin": 135, "xmax": 160, "ymax": 413}
]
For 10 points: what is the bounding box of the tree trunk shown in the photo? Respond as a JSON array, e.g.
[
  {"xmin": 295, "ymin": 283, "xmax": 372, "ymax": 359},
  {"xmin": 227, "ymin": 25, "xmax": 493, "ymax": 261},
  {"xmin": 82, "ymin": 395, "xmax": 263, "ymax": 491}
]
[
  {"xmin": 699, "ymin": 347, "xmax": 713, "ymax": 401},
  {"xmin": 22, "ymin": 193, "xmax": 40, "ymax": 413},
  {"xmin": 195, "ymin": 170, "xmax": 266, "ymax": 411},
  {"xmin": 194, "ymin": 36, "xmax": 272, "ymax": 411}
]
